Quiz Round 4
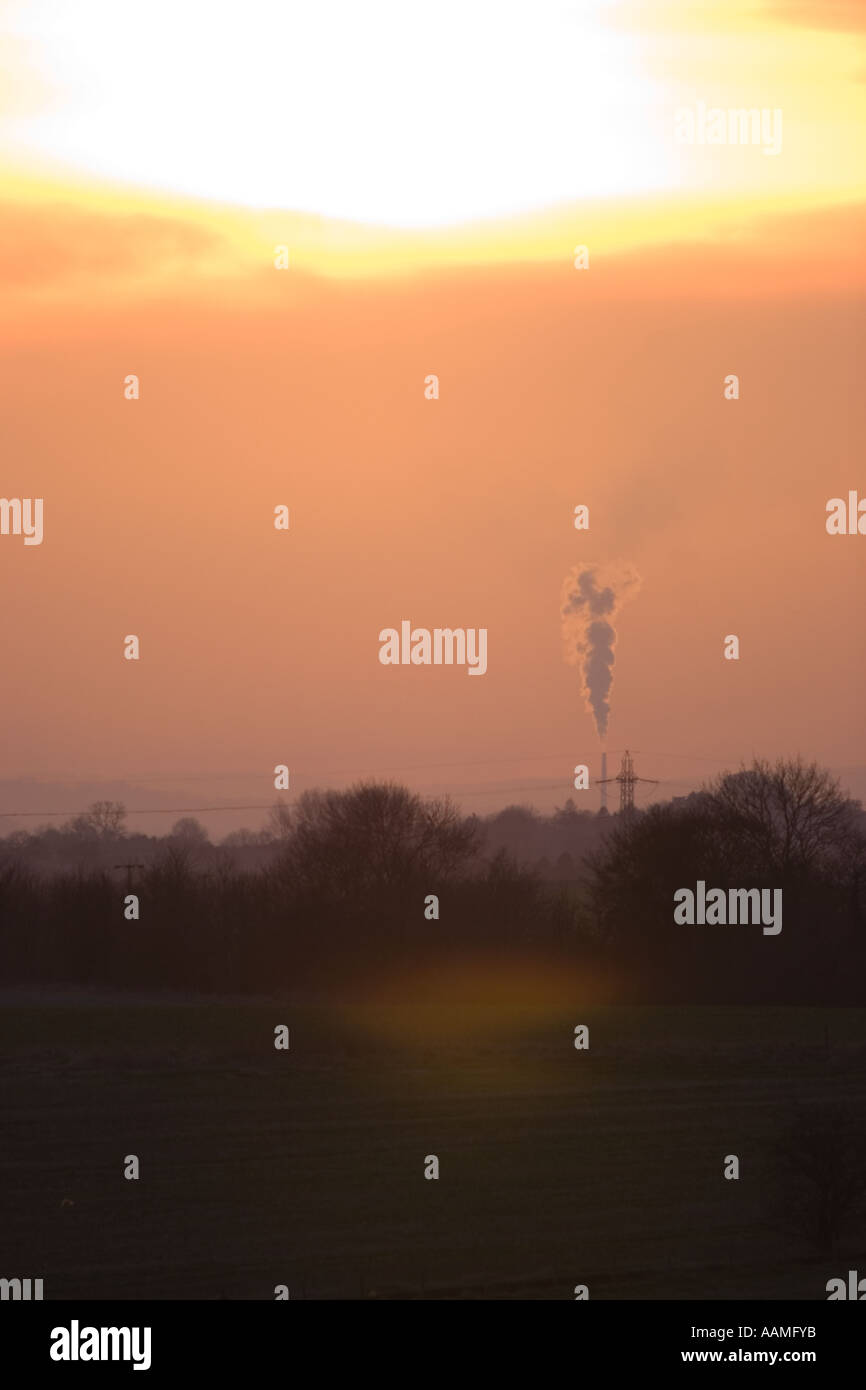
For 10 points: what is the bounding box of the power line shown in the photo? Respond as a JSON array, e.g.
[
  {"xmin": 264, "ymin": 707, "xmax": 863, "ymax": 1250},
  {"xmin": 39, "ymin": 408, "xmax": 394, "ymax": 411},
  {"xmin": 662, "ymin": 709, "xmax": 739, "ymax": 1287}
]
[
  {"xmin": 0, "ymin": 747, "xmax": 742, "ymax": 787},
  {"xmin": 0, "ymin": 766, "xmax": 712, "ymax": 820},
  {"xmin": 3, "ymin": 754, "xmax": 580, "ymax": 785}
]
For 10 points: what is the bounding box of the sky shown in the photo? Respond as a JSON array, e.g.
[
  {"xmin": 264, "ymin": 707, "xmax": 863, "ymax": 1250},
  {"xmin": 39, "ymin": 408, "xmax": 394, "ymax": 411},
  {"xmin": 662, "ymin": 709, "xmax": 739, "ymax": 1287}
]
[{"xmin": 1, "ymin": 0, "xmax": 864, "ymax": 834}]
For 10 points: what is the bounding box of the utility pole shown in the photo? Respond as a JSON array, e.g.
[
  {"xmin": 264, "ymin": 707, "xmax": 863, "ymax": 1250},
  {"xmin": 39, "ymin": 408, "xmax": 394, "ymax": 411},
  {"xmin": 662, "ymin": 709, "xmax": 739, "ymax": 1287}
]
[
  {"xmin": 114, "ymin": 863, "xmax": 145, "ymax": 892},
  {"xmin": 598, "ymin": 749, "xmax": 658, "ymax": 817}
]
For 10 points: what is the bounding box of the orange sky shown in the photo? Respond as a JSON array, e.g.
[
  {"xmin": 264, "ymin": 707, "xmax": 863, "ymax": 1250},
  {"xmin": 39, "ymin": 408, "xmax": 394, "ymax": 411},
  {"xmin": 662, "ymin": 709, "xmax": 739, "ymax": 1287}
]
[{"xmin": 1, "ymin": 0, "xmax": 864, "ymax": 831}]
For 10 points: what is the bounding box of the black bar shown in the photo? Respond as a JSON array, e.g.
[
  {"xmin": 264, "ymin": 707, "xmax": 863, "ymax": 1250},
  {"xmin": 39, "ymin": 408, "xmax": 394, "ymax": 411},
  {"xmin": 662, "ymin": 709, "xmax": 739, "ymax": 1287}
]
[{"xmin": 2, "ymin": 1300, "xmax": 861, "ymax": 1377}]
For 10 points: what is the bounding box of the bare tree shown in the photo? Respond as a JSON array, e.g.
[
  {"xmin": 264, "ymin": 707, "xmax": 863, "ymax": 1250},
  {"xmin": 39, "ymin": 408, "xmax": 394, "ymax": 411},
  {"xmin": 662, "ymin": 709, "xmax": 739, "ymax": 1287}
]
[
  {"xmin": 64, "ymin": 800, "xmax": 127, "ymax": 839},
  {"xmin": 585, "ymin": 758, "xmax": 866, "ymax": 995},
  {"xmin": 708, "ymin": 758, "xmax": 863, "ymax": 880},
  {"xmin": 278, "ymin": 781, "xmax": 480, "ymax": 900},
  {"xmin": 170, "ymin": 817, "xmax": 210, "ymax": 846}
]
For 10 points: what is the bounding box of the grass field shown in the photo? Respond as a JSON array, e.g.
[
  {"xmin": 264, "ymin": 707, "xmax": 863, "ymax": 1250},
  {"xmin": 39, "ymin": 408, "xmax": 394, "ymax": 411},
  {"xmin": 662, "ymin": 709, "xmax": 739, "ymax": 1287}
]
[{"xmin": 2, "ymin": 990, "xmax": 865, "ymax": 1299}]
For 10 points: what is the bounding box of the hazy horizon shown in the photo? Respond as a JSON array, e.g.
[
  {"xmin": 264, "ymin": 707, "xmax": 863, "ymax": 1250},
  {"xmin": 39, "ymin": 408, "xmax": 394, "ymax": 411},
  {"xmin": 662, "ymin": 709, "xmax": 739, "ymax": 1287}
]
[{"xmin": 3, "ymin": 0, "xmax": 864, "ymax": 840}]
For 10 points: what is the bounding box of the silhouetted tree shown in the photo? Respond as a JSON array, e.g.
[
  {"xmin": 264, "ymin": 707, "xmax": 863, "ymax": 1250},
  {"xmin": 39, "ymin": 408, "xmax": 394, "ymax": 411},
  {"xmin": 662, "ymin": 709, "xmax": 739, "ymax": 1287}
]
[
  {"xmin": 279, "ymin": 781, "xmax": 479, "ymax": 904},
  {"xmin": 64, "ymin": 800, "xmax": 127, "ymax": 839},
  {"xmin": 708, "ymin": 759, "xmax": 863, "ymax": 881},
  {"xmin": 170, "ymin": 817, "xmax": 210, "ymax": 846},
  {"xmin": 586, "ymin": 758, "xmax": 866, "ymax": 1000}
]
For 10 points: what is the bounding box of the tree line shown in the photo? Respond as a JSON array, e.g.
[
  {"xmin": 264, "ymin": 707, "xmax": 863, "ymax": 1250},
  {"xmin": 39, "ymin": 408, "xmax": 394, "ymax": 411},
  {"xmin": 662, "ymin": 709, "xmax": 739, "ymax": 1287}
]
[{"xmin": 0, "ymin": 759, "xmax": 863, "ymax": 1001}]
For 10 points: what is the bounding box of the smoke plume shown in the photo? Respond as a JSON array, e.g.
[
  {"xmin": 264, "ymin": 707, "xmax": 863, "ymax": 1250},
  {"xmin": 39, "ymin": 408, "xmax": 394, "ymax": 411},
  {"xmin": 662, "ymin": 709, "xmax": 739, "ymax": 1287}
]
[{"xmin": 560, "ymin": 562, "xmax": 641, "ymax": 740}]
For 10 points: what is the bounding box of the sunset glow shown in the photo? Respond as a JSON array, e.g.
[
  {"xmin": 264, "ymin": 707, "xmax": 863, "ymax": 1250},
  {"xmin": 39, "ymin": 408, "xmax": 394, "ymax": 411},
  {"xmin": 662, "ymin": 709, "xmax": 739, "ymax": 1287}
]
[
  {"xmin": 2, "ymin": 0, "xmax": 864, "ymax": 240},
  {"xmin": 0, "ymin": 0, "xmax": 864, "ymax": 821}
]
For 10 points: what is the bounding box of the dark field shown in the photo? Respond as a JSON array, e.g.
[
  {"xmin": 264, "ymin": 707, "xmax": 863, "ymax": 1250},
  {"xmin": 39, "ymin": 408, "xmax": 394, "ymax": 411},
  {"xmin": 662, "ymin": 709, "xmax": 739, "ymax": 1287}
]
[{"xmin": 2, "ymin": 993, "xmax": 865, "ymax": 1300}]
